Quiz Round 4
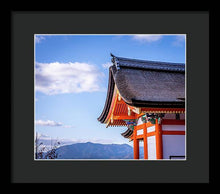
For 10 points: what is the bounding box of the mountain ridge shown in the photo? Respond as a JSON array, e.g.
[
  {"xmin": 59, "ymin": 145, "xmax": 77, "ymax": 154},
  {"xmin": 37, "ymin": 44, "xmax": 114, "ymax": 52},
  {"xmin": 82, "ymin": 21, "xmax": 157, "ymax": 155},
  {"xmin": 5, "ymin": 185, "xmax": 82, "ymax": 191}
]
[{"xmin": 49, "ymin": 142, "xmax": 144, "ymax": 159}]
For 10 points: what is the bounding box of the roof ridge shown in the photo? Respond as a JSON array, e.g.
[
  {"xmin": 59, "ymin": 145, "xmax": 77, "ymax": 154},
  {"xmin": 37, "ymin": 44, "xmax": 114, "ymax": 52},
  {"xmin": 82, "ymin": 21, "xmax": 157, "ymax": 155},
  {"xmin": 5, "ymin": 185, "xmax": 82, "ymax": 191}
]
[
  {"xmin": 110, "ymin": 54, "xmax": 185, "ymax": 72},
  {"xmin": 111, "ymin": 53, "xmax": 185, "ymax": 66}
]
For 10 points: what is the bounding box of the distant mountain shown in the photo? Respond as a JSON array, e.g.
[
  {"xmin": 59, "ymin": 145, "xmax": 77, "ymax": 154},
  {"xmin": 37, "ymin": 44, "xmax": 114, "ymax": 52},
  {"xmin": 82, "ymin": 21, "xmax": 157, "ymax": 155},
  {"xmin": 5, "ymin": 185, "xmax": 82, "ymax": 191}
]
[{"xmin": 50, "ymin": 142, "xmax": 144, "ymax": 159}]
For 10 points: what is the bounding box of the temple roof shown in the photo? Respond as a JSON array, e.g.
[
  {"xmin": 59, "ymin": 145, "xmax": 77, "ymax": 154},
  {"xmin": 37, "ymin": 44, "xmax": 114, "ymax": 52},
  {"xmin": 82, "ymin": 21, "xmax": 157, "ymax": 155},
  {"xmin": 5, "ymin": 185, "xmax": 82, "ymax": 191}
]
[
  {"xmin": 98, "ymin": 54, "xmax": 185, "ymax": 123},
  {"xmin": 121, "ymin": 128, "xmax": 133, "ymax": 138},
  {"xmin": 111, "ymin": 53, "xmax": 185, "ymax": 72}
]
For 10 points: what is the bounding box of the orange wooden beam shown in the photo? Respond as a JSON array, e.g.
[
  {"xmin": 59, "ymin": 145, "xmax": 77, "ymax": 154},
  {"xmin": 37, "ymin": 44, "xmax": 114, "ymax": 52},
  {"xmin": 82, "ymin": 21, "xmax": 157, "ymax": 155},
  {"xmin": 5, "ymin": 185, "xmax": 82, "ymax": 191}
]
[
  {"xmin": 131, "ymin": 129, "xmax": 185, "ymax": 140},
  {"xmin": 113, "ymin": 115, "xmax": 135, "ymax": 120},
  {"xmin": 135, "ymin": 131, "xmax": 156, "ymax": 139},
  {"xmin": 136, "ymin": 124, "xmax": 144, "ymax": 130},
  {"xmin": 162, "ymin": 119, "xmax": 185, "ymax": 125},
  {"xmin": 146, "ymin": 122, "xmax": 155, "ymax": 128},
  {"xmin": 141, "ymin": 107, "xmax": 185, "ymax": 113},
  {"xmin": 115, "ymin": 100, "xmax": 126, "ymax": 104},
  {"xmin": 136, "ymin": 134, "xmax": 144, "ymax": 139},
  {"xmin": 147, "ymin": 131, "xmax": 156, "ymax": 137},
  {"xmin": 135, "ymin": 122, "xmax": 154, "ymax": 130},
  {"xmin": 162, "ymin": 131, "xmax": 185, "ymax": 135}
]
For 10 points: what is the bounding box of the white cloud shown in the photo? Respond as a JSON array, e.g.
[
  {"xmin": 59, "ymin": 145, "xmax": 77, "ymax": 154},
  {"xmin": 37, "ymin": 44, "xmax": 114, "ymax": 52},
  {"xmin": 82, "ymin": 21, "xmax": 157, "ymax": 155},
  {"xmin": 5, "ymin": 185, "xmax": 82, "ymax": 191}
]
[
  {"xmin": 35, "ymin": 133, "xmax": 51, "ymax": 140},
  {"xmin": 172, "ymin": 35, "xmax": 186, "ymax": 46},
  {"xmin": 35, "ymin": 120, "xmax": 63, "ymax": 127},
  {"xmin": 35, "ymin": 61, "xmax": 104, "ymax": 95},
  {"xmin": 35, "ymin": 119, "xmax": 74, "ymax": 128},
  {"xmin": 102, "ymin": 62, "xmax": 112, "ymax": 69},
  {"xmin": 62, "ymin": 125, "xmax": 73, "ymax": 128},
  {"xmin": 132, "ymin": 35, "xmax": 163, "ymax": 43},
  {"xmin": 35, "ymin": 35, "xmax": 45, "ymax": 43},
  {"xmin": 58, "ymin": 137, "xmax": 119, "ymax": 145}
]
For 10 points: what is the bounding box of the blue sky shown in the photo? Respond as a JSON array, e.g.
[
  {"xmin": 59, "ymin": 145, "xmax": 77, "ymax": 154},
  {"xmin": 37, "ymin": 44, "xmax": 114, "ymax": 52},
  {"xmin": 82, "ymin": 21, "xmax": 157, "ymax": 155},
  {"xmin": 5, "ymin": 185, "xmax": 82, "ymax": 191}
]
[{"xmin": 34, "ymin": 34, "xmax": 186, "ymax": 146}]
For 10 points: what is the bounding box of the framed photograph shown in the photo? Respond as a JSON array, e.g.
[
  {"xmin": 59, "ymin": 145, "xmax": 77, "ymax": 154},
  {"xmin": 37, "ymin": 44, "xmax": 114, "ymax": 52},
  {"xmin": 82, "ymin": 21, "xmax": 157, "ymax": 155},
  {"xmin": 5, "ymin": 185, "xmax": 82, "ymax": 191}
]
[
  {"xmin": 11, "ymin": 11, "xmax": 209, "ymax": 183},
  {"xmin": 34, "ymin": 34, "xmax": 186, "ymax": 161}
]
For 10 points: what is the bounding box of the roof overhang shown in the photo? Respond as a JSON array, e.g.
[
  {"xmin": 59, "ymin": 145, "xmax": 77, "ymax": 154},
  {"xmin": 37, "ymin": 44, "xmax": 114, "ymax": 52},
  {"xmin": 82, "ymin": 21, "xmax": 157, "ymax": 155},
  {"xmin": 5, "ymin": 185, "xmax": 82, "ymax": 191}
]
[{"xmin": 97, "ymin": 54, "xmax": 185, "ymax": 127}]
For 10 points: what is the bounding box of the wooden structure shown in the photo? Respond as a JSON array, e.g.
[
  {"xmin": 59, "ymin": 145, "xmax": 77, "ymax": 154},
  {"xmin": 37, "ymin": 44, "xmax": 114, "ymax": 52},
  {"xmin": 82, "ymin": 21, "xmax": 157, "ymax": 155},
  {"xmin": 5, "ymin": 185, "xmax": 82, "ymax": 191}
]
[{"xmin": 98, "ymin": 54, "xmax": 185, "ymax": 159}]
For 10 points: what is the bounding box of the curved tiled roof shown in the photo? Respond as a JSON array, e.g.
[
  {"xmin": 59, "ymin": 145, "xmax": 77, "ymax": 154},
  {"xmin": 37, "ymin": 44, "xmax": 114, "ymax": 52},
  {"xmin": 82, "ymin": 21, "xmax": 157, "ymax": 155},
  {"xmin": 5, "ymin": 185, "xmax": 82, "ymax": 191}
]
[
  {"xmin": 97, "ymin": 54, "xmax": 185, "ymax": 123},
  {"xmin": 121, "ymin": 128, "xmax": 133, "ymax": 138},
  {"xmin": 111, "ymin": 54, "xmax": 185, "ymax": 107}
]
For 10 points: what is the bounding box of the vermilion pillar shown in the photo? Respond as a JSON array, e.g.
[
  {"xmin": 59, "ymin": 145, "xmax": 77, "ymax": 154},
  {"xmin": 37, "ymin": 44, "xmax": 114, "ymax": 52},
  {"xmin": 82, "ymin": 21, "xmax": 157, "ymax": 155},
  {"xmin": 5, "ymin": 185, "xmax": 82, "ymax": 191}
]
[
  {"xmin": 133, "ymin": 126, "xmax": 139, "ymax": 159},
  {"xmin": 133, "ymin": 139, "xmax": 139, "ymax": 159},
  {"xmin": 143, "ymin": 122, "xmax": 148, "ymax": 159},
  {"xmin": 155, "ymin": 118, "xmax": 163, "ymax": 159}
]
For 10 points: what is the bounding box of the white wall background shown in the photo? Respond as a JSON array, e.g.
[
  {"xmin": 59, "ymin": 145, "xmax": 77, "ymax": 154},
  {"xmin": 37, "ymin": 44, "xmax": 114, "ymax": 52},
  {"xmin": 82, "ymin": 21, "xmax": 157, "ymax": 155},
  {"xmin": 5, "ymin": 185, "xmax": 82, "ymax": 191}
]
[
  {"xmin": 147, "ymin": 126, "xmax": 155, "ymax": 133},
  {"xmin": 162, "ymin": 125, "xmax": 185, "ymax": 131},
  {"xmin": 147, "ymin": 136, "xmax": 156, "ymax": 159},
  {"xmin": 162, "ymin": 135, "xmax": 185, "ymax": 159},
  {"xmin": 137, "ymin": 117, "xmax": 143, "ymax": 126}
]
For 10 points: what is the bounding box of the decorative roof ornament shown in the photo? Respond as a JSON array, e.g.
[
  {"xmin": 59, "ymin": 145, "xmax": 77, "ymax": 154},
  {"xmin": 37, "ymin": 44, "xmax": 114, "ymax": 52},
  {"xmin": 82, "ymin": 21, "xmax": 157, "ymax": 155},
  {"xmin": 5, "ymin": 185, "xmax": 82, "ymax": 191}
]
[
  {"xmin": 146, "ymin": 113, "xmax": 164, "ymax": 124},
  {"xmin": 111, "ymin": 53, "xmax": 120, "ymax": 70}
]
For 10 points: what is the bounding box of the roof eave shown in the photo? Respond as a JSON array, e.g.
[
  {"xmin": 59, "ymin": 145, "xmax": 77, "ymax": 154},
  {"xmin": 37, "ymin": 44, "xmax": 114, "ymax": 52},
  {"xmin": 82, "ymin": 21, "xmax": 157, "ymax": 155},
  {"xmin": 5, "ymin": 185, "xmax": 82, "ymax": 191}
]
[
  {"xmin": 97, "ymin": 67, "xmax": 115, "ymax": 123},
  {"xmin": 127, "ymin": 100, "xmax": 185, "ymax": 108}
]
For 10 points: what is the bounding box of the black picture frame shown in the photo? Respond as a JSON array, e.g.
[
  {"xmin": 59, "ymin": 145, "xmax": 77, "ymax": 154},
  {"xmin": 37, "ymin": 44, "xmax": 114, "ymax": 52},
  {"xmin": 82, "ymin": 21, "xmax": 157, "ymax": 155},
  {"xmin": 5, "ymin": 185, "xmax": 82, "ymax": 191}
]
[{"xmin": 11, "ymin": 11, "xmax": 209, "ymax": 183}]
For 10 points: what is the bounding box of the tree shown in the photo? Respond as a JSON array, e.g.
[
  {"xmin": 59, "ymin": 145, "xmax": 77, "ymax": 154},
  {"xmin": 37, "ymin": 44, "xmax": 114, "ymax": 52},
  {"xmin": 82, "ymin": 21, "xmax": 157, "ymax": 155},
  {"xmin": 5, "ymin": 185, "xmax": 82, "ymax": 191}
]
[
  {"xmin": 44, "ymin": 140, "xmax": 60, "ymax": 159},
  {"xmin": 35, "ymin": 132, "xmax": 60, "ymax": 159}
]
